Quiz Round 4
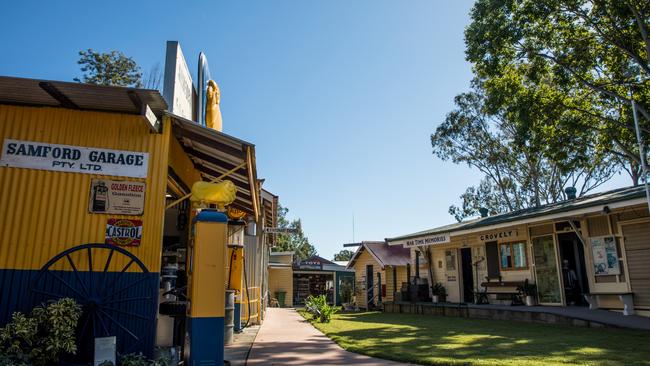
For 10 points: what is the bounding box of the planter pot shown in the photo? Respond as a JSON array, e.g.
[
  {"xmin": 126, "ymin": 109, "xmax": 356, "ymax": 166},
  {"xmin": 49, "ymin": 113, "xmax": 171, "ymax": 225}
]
[
  {"xmin": 525, "ymin": 295, "xmax": 536, "ymax": 306},
  {"xmin": 432, "ymin": 295, "xmax": 439, "ymax": 303}
]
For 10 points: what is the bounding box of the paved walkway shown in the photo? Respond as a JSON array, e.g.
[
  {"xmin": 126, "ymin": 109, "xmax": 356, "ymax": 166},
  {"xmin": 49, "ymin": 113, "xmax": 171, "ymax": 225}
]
[
  {"xmin": 247, "ymin": 308, "xmax": 410, "ymax": 366},
  {"xmin": 225, "ymin": 324, "xmax": 260, "ymax": 366}
]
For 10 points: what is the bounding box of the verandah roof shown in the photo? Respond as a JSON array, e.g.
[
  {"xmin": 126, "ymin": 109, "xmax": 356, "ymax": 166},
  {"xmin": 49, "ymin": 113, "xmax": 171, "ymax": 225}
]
[
  {"xmin": 386, "ymin": 185, "xmax": 647, "ymax": 244},
  {"xmin": 169, "ymin": 113, "xmax": 260, "ymax": 219}
]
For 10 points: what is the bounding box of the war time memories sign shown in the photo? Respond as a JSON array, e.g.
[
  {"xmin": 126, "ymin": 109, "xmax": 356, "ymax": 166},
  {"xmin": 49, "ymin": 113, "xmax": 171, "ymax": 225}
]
[{"xmin": 0, "ymin": 139, "xmax": 149, "ymax": 178}]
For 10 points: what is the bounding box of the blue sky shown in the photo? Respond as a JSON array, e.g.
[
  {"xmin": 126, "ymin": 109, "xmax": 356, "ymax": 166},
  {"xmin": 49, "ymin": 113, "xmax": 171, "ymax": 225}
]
[{"xmin": 1, "ymin": 1, "xmax": 631, "ymax": 259}]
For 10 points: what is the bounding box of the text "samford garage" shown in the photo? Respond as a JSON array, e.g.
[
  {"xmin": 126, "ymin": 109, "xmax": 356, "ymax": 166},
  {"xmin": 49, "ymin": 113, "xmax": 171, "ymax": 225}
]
[{"xmin": 0, "ymin": 139, "xmax": 149, "ymax": 178}]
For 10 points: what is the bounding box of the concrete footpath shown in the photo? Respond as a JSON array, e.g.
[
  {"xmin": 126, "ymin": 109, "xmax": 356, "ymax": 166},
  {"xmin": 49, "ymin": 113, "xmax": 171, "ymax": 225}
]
[{"xmin": 246, "ymin": 308, "xmax": 410, "ymax": 366}]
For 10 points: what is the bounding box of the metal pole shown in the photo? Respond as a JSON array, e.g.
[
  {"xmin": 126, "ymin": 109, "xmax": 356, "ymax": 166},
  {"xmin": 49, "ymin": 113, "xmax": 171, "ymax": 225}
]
[
  {"xmin": 377, "ymin": 272, "xmax": 382, "ymax": 305},
  {"xmin": 631, "ymin": 91, "xmax": 650, "ymax": 213}
]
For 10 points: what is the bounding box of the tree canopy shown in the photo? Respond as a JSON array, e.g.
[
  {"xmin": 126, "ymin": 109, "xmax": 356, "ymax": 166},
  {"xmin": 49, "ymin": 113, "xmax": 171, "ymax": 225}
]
[
  {"xmin": 432, "ymin": 87, "xmax": 615, "ymax": 221},
  {"xmin": 465, "ymin": 0, "xmax": 649, "ymax": 183},
  {"xmin": 272, "ymin": 204, "xmax": 317, "ymax": 261},
  {"xmin": 434, "ymin": 0, "xmax": 649, "ymax": 221},
  {"xmin": 74, "ymin": 49, "xmax": 142, "ymax": 87},
  {"xmin": 333, "ymin": 249, "xmax": 355, "ymax": 262}
]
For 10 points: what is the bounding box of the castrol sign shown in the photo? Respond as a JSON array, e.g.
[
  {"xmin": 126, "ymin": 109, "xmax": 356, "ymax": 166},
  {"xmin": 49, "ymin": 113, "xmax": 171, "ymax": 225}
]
[{"xmin": 105, "ymin": 219, "xmax": 143, "ymax": 246}]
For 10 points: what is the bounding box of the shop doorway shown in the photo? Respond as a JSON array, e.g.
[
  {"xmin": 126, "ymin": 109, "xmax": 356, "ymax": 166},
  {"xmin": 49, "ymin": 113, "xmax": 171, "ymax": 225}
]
[
  {"xmin": 366, "ymin": 265, "xmax": 374, "ymax": 307},
  {"xmin": 532, "ymin": 235, "xmax": 563, "ymax": 304},
  {"xmin": 557, "ymin": 232, "xmax": 590, "ymax": 306},
  {"xmin": 460, "ymin": 248, "xmax": 474, "ymax": 303},
  {"xmin": 293, "ymin": 273, "xmax": 334, "ymax": 305}
]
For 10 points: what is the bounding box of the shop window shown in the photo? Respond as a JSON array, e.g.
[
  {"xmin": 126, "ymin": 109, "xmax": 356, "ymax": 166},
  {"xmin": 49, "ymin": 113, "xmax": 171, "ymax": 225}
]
[{"xmin": 499, "ymin": 242, "xmax": 528, "ymax": 270}]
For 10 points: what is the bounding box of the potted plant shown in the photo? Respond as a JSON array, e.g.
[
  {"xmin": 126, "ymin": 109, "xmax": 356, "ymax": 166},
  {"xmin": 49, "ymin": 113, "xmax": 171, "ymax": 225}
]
[
  {"xmin": 517, "ymin": 279, "xmax": 537, "ymax": 306},
  {"xmin": 431, "ymin": 282, "xmax": 447, "ymax": 303}
]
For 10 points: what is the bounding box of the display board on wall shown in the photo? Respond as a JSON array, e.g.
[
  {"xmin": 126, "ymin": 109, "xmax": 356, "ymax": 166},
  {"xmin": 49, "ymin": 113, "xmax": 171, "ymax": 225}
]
[
  {"xmin": 0, "ymin": 139, "xmax": 149, "ymax": 178},
  {"xmin": 89, "ymin": 179, "xmax": 145, "ymax": 215},
  {"xmin": 590, "ymin": 236, "xmax": 620, "ymax": 275}
]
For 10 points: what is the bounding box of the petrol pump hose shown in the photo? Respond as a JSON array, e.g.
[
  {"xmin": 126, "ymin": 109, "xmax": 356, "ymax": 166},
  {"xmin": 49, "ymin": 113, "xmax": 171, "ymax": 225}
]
[
  {"xmin": 243, "ymin": 254, "xmax": 251, "ymax": 328},
  {"xmin": 228, "ymin": 249, "xmax": 236, "ymax": 289},
  {"xmin": 228, "ymin": 247, "xmax": 251, "ymax": 328}
]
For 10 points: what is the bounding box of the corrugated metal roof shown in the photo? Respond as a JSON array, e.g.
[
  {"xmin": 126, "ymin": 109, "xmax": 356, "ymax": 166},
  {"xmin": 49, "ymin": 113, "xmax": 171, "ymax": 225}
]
[
  {"xmin": 347, "ymin": 241, "xmax": 411, "ymax": 269},
  {"xmin": 0, "ymin": 76, "xmax": 167, "ymax": 117},
  {"xmin": 169, "ymin": 113, "xmax": 260, "ymax": 218},
  {"xmin": 387, "ymin": 185, "xmax": 647, "ymax": 242}
]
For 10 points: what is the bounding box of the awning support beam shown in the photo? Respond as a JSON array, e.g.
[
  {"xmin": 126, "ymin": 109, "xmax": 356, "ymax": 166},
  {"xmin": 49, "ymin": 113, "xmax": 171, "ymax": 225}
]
[
  {"xmin": 246, "ymin": 146, "xmax": 260, "ymax": 221},
  {"xmin": 567, "ymin": 219, "xmax": 587, "ymax": 247},
  {"xmin": 39, "ymin": 82, "xmax": 79, "ymax": 109},
  {"xmin": 165, "ymin": 161, "xmax": 247, "ymax": 209}
]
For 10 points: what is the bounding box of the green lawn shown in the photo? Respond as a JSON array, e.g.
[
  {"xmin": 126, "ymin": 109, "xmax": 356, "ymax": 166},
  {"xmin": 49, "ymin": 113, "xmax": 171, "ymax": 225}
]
[{"xmin": 299, "ymin": 310, "xmax": 650, "ymax": 366}]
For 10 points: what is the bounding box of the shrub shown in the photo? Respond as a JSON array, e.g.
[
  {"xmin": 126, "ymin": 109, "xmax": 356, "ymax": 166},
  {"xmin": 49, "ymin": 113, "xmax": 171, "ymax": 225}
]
[
  {"xmin": 304, "ymin": 294, "xmax": 339, "ymax": 323},
  {"xmin": 0, "ymin": 298, "xmax": 81, "ymax": 366},
  {"xmin": 120, "ymin": 351, "xmax": 173, "ymax": 366}
]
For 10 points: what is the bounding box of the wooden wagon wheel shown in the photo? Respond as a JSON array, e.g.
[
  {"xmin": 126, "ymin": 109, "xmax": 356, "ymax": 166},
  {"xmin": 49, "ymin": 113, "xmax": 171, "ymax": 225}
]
[{"xmin": 30, "ymin": 243, "xmax": 156, "ymax": 361}]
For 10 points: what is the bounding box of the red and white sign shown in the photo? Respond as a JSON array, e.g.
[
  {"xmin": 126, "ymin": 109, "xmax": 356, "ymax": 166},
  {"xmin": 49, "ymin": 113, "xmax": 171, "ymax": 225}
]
[{"xmin": 105, "ymin": 218, "xmax": 143, "ymax": 246}]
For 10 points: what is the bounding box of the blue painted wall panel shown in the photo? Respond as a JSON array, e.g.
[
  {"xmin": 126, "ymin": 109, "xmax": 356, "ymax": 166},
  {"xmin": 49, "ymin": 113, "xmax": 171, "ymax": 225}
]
[{"xmin": 0, "ymin": 269, "xmax": 159, "ymax": 359}]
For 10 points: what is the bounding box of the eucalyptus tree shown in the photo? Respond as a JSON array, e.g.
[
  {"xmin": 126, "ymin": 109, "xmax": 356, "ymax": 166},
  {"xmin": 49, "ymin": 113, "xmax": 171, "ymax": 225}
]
[
  {"xmin": 464, "ymin": 0, "xmax": 649, "ymax": 184},
  {"xmin": 432, "ymin": 88, "xmax": 615, "ymax": 221},
  {"xmin": 273, "ymin": 205, "xmax": 317, "ymax": 261}
]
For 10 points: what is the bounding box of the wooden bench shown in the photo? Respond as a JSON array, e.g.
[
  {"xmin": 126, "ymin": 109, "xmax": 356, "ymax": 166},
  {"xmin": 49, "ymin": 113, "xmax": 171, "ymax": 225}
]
[
  {"xmin": 477, "ymin": 278, "xmax": 525, "ymax": 305},
  {"xmin": 584, "ymin": 292, "xmax": 635, "ymax": 316}
]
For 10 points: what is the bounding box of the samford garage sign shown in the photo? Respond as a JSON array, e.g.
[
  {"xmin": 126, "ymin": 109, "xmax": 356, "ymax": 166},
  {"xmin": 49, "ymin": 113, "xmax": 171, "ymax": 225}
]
[{"xmin": 0, "ymin": 139, "xmax": 149, "ymax": 178}]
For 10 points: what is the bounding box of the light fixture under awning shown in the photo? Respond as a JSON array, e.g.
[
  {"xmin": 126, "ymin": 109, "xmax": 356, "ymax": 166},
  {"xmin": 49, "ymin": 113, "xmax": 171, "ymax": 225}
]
[{"xmin": 168, "ymin": 112, "xmax": 260, "ymax": 220}]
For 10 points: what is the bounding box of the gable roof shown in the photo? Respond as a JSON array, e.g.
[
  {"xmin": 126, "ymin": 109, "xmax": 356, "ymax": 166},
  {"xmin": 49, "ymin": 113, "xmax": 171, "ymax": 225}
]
[
  {"xmin": 347, "ymin": 241, "xmax": 411, "ymax": 269},
  {"xmin": 387, "ymin": 185, "xmax": 647, "ymax": 244}
]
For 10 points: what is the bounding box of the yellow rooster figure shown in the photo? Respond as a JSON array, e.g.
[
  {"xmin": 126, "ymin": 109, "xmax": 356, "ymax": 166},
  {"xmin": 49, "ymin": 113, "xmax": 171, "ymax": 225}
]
[
  {"xmin": 205, "ymin": 80, "xmax": 223, "ymax": 132},
  {"xmin": 190, "ymin": 180, "xmax": 237, "ymax": 210}
]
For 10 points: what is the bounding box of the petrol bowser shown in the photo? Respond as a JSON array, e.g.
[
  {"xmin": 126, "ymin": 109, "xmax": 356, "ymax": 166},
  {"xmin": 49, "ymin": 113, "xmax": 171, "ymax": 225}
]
[
  {"xmin": 185, "ymin": 209, "xmax": 228, "ymax": 365},
  {"xmin": 227, "ymin": 219, "xmax": 246, "ymax": 331}
]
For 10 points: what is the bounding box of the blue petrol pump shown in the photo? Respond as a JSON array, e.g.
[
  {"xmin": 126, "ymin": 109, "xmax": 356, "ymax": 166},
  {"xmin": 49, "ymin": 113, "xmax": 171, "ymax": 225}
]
[{"xmin": 185, "ymin": 209, "xmax": 228, "ymax": 365}]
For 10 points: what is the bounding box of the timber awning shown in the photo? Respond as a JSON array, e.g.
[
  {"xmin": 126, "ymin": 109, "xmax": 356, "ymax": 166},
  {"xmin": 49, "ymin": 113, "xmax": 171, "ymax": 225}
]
[
  {"xmin": 168, "ymin": 112, "xmax": 260, "ymax": 219},
  {"xmin": 0, "ymin": 76, "xmax": 166, "ymax": 117}
]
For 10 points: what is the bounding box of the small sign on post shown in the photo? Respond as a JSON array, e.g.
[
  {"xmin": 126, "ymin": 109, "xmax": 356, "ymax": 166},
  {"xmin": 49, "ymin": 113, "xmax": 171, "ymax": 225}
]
[
  {"xmin": 264, "ymin": 227, "xmax": 300, "ymax": 234},
  {"xmin": 94, "ymin": 336, "xmax": 116, "ymax": 366}
]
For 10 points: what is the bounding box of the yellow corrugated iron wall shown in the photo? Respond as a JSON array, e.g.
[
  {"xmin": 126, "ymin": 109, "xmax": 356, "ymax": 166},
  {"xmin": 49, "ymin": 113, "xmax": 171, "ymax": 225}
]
[{"xmin": 0, "ymin": 105, "xmax": 170, "ymax": 272}]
